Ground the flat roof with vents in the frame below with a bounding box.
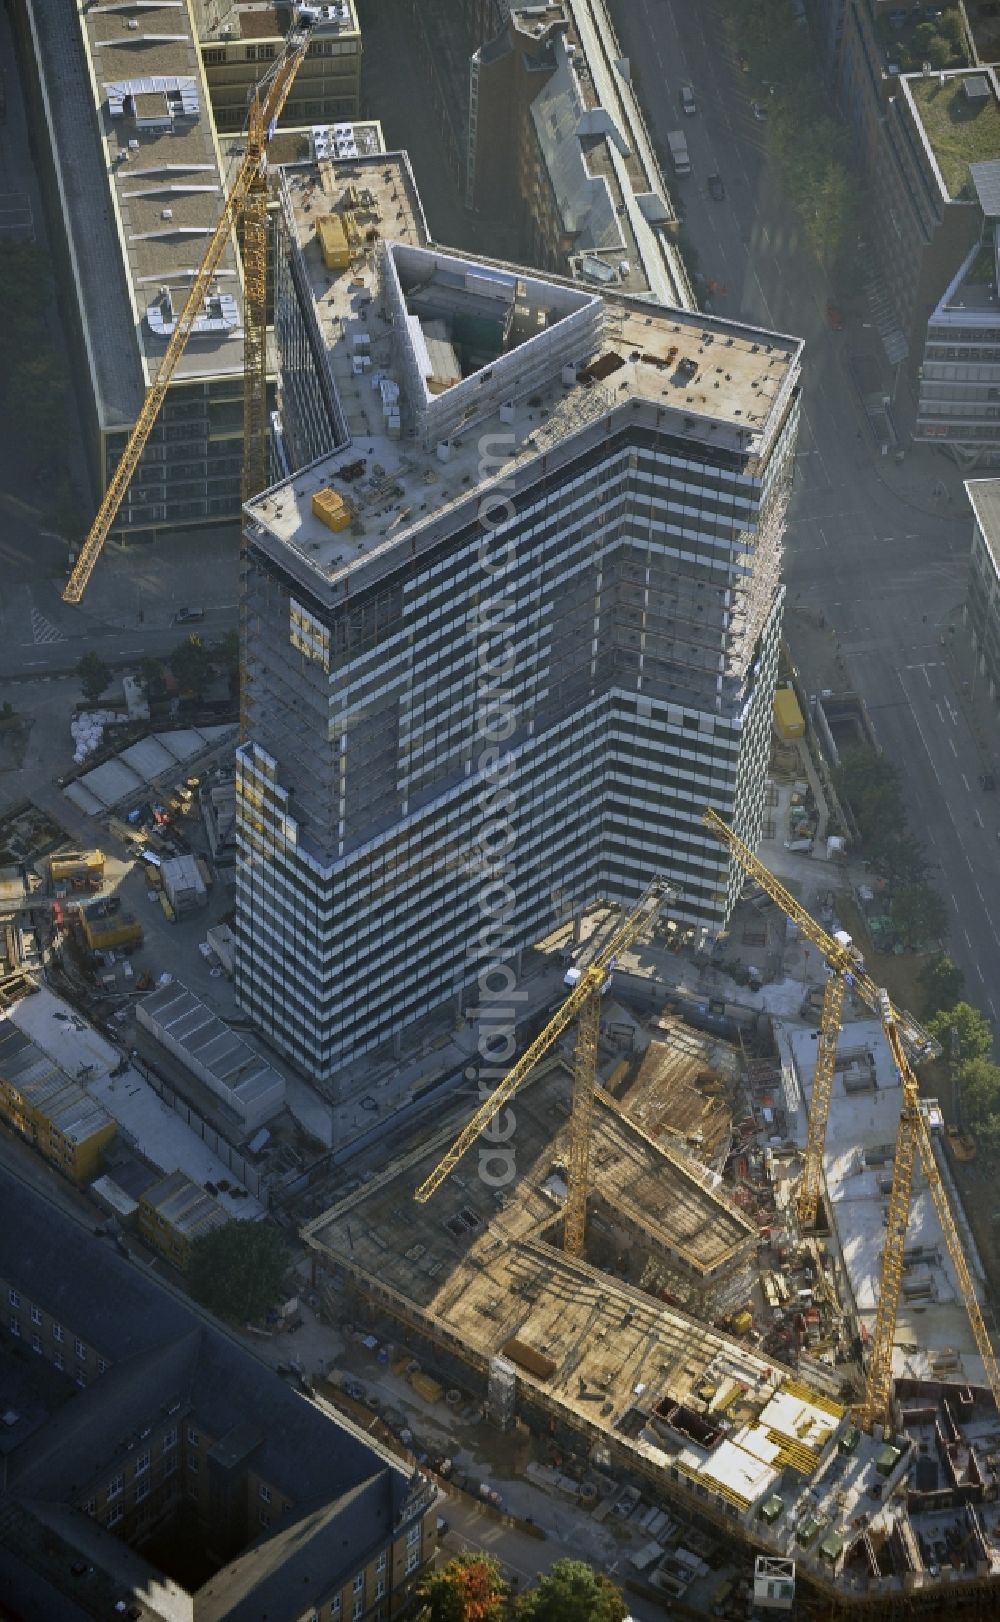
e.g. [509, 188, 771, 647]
[245, 157, 802, 601]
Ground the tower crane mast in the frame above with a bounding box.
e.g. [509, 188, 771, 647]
[61, 25, 314, 606]
[702, 809, 939, 1228]
[863, 993, 1000, 1433]
[414, 877, 673, 1257]
[700, 810, 995, 1432]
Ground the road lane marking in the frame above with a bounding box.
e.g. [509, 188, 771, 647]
[935, 702, 945, 722]
[949, 737, 958, 756]
[962, 772, 971, 791]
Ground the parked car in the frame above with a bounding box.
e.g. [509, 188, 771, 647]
[680, 83, 697, 115]
[825, 301, 846, 331]
[979, 772, 996, 791]
[736, 49, 750, 72]
[174, 606, 205, 624]
[751, 99, 768, 121]
[708, 172, 726, 201]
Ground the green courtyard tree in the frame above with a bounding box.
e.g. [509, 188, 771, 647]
[170, 633, 213, 699]
[958, 1058, 1000, 1132]
[517, 1561, 627, 1622]
[214, 628, 240, 696]
[188, 1220, 287, 1323]
[139, 657, 167, 703]
[76, 650, 112, 705]
[918, 953, 965, 1017]
[889, 883, 947, 949]
[415, 1554, 508, 1622]
[927, 1001, 994, 1065]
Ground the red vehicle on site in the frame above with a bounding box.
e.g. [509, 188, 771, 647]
[825, 301, 846, 331]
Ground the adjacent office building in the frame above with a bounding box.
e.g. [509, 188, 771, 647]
[466, 1, 693, 309]
[193, 0, 362, 133]
[9, 0, 368, 543]
[828, 0, 1000, 465]
[0, 1179, 436, 1621]
[10, 0, 247, 539]
[234, 151, 802, 1081]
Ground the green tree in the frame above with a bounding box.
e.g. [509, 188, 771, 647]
[214, 628, 240, 696]
[958, 1058, 1000, 1130]
[77, 650, 112, 705]
[890, 883, 946, 948]
[918, 953, 965, 1017]
[170, 633, 213, 699]
[927, 1001, 994, 1065]
[188, 1220, 287, 1323]
[866, 832, 929, 889]
[938, 7, 966, 52]
[517, 1561, 627, 1622]
[415, 1554, 508, 1622]
[837, 751, 904, 837]
[139, 657, 167, 703]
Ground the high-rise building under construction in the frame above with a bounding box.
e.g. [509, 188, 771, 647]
[235, 152, 803, 1082]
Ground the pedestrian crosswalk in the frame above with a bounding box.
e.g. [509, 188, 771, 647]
[31, 608, 65, 645]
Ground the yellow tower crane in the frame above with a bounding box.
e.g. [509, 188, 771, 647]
[414, 877, 673, 1257]
[864, 991, 1000, 1432]
[702, 808, 939, 1229]
[61, 24, 315, 607]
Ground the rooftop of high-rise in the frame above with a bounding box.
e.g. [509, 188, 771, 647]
[245, 154, 802, 598]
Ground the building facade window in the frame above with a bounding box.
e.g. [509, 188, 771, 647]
[8, 1289, 19, 1307]
[9, 1316, 19, 1337]
[52, 1323, 63, 1342]
[136, 1450, 150, 1476]
[75, 1339, 87, 1360]
[107, 1475, 123, 1501]
[30, 1305, 41, 1325]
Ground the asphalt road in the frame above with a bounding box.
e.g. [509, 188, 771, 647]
[609, 0, 997, 1026]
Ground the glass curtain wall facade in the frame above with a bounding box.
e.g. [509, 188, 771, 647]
[236, 416, 796, 1081]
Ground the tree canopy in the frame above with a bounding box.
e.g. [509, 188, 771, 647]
[214, 628, 240, 696]
[77, 651, 111, 705]
[958, 1058, 1000, 1158]
[188, 1220, 287, 1323]
[170, 633, 213, 699]
[918, 954, 965, 1017]
[415, 1555, 508, 1622]
[516, 1561, 627, 1622]
[890, 884, 946, 950]
[927, 1002, 994, 1065]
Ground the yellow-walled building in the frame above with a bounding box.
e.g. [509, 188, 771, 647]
[138, 1170, 230, 1270]
[0, 1019, 115, 1181]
